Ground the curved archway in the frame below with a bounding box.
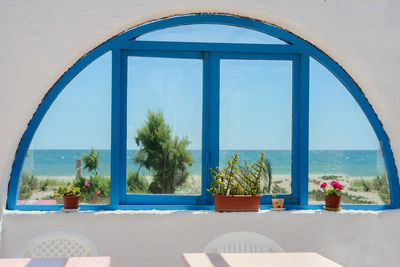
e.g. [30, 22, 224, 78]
[8, 14, 399, 210]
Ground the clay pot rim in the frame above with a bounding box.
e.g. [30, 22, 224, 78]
[325, 195, 341, 198]
[213, 194, 262, 198]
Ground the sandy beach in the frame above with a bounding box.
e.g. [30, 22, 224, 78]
[30, 173, 389, 205]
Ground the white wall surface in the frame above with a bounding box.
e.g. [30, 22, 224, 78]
[2, 210, 400, 267]
[1, 1, 400, 266]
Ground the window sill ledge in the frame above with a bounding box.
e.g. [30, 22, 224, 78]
[4, 204, 397, 215]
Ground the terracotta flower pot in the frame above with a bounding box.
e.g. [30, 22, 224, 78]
[325, 195, 341, 209]
[213, 194, 262, 212]
[272, 198, 284, 209]
[62, 195, 80, 209]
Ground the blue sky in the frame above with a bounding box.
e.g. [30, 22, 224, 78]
[137, 24, 286, 44]
[30, 25, 379, 151]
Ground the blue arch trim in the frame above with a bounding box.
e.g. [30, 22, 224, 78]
[8, 14, 400, 210]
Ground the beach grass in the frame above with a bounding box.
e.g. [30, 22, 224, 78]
[19, 171, 391, 206]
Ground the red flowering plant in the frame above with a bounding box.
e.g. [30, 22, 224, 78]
[320, 180, 343, 196]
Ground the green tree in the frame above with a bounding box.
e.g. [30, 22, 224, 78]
[127, 150, 149, 193]
[81, 147, 100, 175]
[127, 171, 149, 193]
[135, 111, 193, 193]
[133, 149, 146, 176]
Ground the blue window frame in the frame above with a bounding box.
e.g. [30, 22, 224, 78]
[8, 14, 400, 211]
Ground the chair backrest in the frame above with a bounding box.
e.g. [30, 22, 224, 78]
[204, 231, 284, 253]
[16, 231, 98, 258]
[91, 190, 101, 204]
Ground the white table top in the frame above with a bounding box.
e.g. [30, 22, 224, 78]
[0, 257, 111, 267]
[182, 253, 342, 267]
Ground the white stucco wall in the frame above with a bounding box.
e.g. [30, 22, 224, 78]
[2, 210, 400, 267]
[1, 1, 400, 266]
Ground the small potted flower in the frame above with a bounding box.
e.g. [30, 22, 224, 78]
[271, 195, 294, 210]
[271, 194, 284, 209]
[54, 181, 90, 210]
[320, 180, 343, 210]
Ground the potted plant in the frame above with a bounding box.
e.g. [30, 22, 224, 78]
[54, 181, 90, 210]
[271, 195, 294, 210]
[207, 152, 264, 212]
[271, 194, 284, 209]
[320, 180, 343, 210]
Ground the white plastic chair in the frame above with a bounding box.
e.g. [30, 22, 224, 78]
[204, 231, 284, 253]
[16, 231, 98, 258]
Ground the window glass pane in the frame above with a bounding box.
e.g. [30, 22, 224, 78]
[127, 57, 202, 195]
[309, 58, 390, 205]
[137, 24, 287, 44]
[18, 52, 112, 205]
[220, 60, 292, 195]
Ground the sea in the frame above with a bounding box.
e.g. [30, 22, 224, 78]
[22, 149, 387, 178]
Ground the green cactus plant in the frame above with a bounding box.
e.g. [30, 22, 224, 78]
[230, 184, 244, 195]
[208, 152, 265, 196]
[207, 153, 239, 195]
[236, 151, 265, 195]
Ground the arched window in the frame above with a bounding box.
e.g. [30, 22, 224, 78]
[8, 14, 400, 210]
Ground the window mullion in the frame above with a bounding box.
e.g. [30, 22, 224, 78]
[111, 48, 127, 208]
[293, 54, 310, 206]
[202, 52, 220, 205]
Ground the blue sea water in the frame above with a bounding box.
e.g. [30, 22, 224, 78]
[22, 149, 386, 177]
